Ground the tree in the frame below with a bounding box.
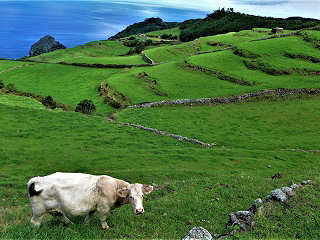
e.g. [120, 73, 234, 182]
[75, 99, 96, 115]
[41, 96, 57, 109]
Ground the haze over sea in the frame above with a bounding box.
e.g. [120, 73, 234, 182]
[0, 0, 319, 59]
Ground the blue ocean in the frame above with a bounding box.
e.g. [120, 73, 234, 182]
[0, 1, 207, 59]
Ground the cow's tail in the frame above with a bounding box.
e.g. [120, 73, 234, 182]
[27, 177, 43, 197]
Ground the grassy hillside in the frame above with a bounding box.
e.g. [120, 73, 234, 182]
[1, 94, 319, 239]
[180, 9, 320, 42]
[109, 18, 179, 40]
[27, 40, 147, 65]
[0, 22, 320, 239]
[0, 62, 120, 113]
[0, 94, 45, 110]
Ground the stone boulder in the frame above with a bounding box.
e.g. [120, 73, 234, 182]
[29, 35, 66, 57]
[182, 227, 212, 240]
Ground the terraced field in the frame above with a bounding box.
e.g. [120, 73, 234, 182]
[1, 26, 320, 239]
[0, 61, 120, 113]
[28, 40, 146, 65]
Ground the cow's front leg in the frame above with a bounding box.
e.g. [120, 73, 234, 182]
[100, 214, 110, 229]
[97, 206, 111, 230]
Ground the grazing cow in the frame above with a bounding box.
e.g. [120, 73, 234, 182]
[27, 172, 153, 229]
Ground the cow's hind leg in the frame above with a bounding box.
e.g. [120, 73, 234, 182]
[84, 210, 95, 224]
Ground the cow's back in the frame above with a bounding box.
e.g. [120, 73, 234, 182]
[40, 172, 100, 215]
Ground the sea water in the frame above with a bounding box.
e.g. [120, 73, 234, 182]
[0, 1, 206, 59]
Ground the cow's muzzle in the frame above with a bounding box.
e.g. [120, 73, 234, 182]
[135, 208, 144, 215]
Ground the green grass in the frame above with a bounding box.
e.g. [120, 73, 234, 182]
[198, 30, 271, 52]
[0, 60, 33, 72]
[117, 96, 320, 150]
[188, 49, 320, 89]
[0, 63, 120, 114]
[144, 41, 199, 63]
[237, 36, 320, 58]
[1, 96, 320, 239]
[27, 40, 146, 65]
[146, 27, 181, 38]
[1, 28, 320, 239]
[0, 94, 45, 110]
[106, 62, 252, 104]
[61, 55, 146, 65]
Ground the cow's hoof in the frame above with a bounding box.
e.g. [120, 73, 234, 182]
[101, 223, 111, 230]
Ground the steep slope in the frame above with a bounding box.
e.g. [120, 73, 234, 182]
[109, 17, 179, 39]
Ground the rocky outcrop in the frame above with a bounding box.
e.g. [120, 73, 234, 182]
[29, 35, 66, 57]
[129, 88, 320, 109]
[182, 227, 212, 240]
[182, 180, 314, 239]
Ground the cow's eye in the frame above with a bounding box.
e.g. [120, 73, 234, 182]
[129, 196, 133, 199]
[142, 195, 144, 198]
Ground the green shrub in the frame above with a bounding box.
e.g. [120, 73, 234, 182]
[41, 96, 57, 109]
[5, 83, 17, 93]
[75, 99, 96, 114]
[0, 79, 4, 89]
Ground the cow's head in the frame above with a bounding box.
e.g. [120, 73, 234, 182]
[117, 183, 153, 215]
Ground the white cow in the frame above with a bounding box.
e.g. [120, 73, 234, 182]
[27, 172, 153, 229]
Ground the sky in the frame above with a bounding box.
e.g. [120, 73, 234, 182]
[1, 0, 318, 19]
[111, 0, 320, 19]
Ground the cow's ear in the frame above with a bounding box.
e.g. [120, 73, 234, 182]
[142, 184, 153, 195]
[117, 188, 129, 198]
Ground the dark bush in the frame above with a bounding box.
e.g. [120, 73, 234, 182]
[135, 41, 145, 53]
[104, 97, 122, 109]
[145, 39, 153, 46]
[161, 34, 178, 40]
[128, 36, 136, 40]
[75, 99, 96, 114]
[124, 40, 139, 47]
[0, 79, 4, 89]
[41, 96, 57, 109]
[6, 83, 17, 93]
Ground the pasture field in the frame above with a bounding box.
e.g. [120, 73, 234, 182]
[146, 27, 181, 38]
[0, 63, 120, 114]
[143, 41, 199, 63]
[1, 95, 320, 239]
[27, 40, 148, 65]
[107, 62, 252, 104]
[0, 94, 45, 110]
[0, 60, 33, 72]
[1, 27, 320, 239]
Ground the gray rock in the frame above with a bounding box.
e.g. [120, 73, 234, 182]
[226, 211, 254, 231]
[182, 227, 212, 240]
[290, 183, 301, 190]
[271, 189, 287, 203]
[253, 198, 263, 207]
[29, 35, 66, 57]
[281, 187, 295, 197]
[301, 180, 313, 185]
[235, 211, 251, 217]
